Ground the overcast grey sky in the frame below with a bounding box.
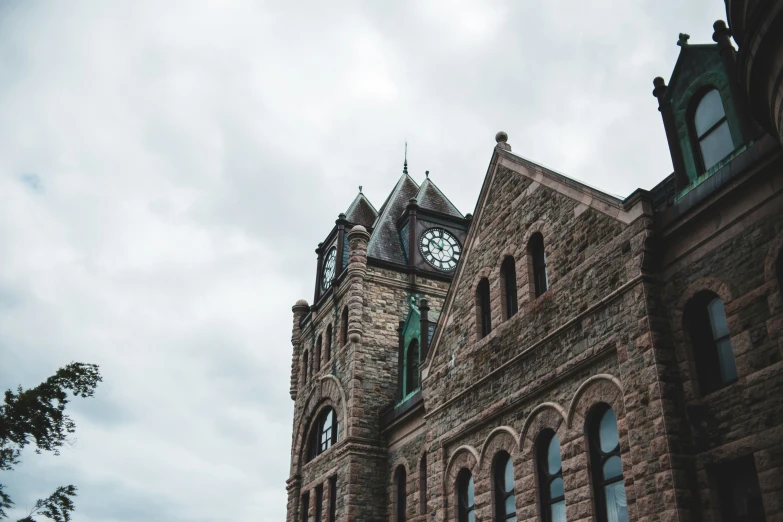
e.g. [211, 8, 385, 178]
[0, 1, 726, 521]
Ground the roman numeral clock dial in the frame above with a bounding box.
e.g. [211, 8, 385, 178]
[419, 228, 461, 271]
[321, 247, 337, 291]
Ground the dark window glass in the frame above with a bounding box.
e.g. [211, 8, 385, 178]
[477, 278, 492, 339]
[301, 491, 310, 522]
[494, 452, 517, 521]
[687, 292, 738, 394]
[329, 476, 337, 522]
[396, 466, 407, 522]
[530, 233, 548, 297]
[502, 256, 518, 319]
[537, 431, 566, 522]
[693, 89, 734, 171]
[325, 325, 332, 362]
[419, 453, 427, 515]
[315, 335, 322, 373]
[315, 484, 323, 522]
[405, 339, 420, 395]
[341, 307, 349, 346]
[458, 469, 475, 522]
[302, 351, 309, 385]
[589, 407, 628, 522]
[307, 407, 338, 461]
[716, 456, 766, 522]
[777, 251, 783, 295]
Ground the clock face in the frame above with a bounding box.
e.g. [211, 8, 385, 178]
[321, 247, 337, 291]
[419, 228, 461, 271]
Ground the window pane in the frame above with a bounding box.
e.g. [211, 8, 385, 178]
[504, 493, 516, 517]
[603, 481, 628, 522]
[547, 434, 562, 474]
[603, 455, 623, 480]
[466, 476, 474, 507]
[700, 121, 733, 170]
[716, 338, 738, 384]
[550, 477, 564, 499]
[707, 299, 730, 339]
[694, 89, 726, 136]
[467, 512, 475, 522]
[504, 458, 514, 493]
[599, 409, 620, 453]
[324, 410, 333, 432]
[551, 501, 566, 522]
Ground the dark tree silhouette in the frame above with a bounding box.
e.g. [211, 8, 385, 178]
[0, 362, 102, 521]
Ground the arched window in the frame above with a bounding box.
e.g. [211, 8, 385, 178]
[529, 233, 548, 297]
[325, 324, 333, 362]
[477, 278, 492, 339]
[537, 430, 566, 522]
[341, 306, 349, 346]
[315, 335, 322, 374]
[493, 452, 516, 522]
[588, 406, 627, 522]
[395, 465, 407, 522]
[501, 256, 518, 320]
[405, 339, 420, 395]
[307, 407, 338, 461]
[419, 453, 427, 515]
[692, 88, 734, 172]
[302, 350, 309, 385]
[685, 292, 738, 394]
[457, 469, 475, 522]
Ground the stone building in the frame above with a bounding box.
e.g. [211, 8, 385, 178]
[285, 11, 783, 522]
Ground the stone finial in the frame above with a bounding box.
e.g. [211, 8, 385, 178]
[425, 170, 429, 178]
[495, 131, 511, 151]
[293, 299, 310, 310]
[652, 77, 667, 99]
[712, 20, 733, 49]
[677, 33, 690, 46]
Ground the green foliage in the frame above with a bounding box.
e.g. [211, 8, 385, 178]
[0, 363, 102, 521]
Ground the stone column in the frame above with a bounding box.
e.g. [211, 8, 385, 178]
[419, 298, 430, 361]
[290, 299, 310, 400]
[346, 225, 370, 343]
[395, 320, 405, 403]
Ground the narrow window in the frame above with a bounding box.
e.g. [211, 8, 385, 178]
[477, 278, 492, 339]
[589, 406, 628, 522]
[302, 350, 309, 385]
[307, 407, 338, 461]
[314, 335, 322, 374]
[692, 88, 734, 171]
[419, 453, 427, 515]
[537, 431, 566, 522]
[529, 233, 548, 297]
[715, 456, 766, 522]
[457, 469, 475, 522]
[314, 484, 323, 522]
[341, 306, 349, 346]
[493, 452, 516, 522]
[405, 339, 420, 395]
[301, 491, 310, 522]
[501, 256, 518, 320]
[325, 324, 332, 362]
[777, 251, 783, 294]
[329, 476, 337, 522]
[395, 465, 407, 522]
[686, 292, 738, 394]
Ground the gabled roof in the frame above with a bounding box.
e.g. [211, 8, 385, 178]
[415, 177, 464, 218]
[666, 42, 720, 103]
[367, 173, 420, 264]
[344, 191, 378, 228]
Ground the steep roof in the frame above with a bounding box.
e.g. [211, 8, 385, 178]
[344, 191, 378, 228]
[367, 173, 420, 264]
[415, 177, 464, 218]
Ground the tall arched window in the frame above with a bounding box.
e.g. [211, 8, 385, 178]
[529, 233, 548, 297]
[477, 278, 492, 339]
[314, 335, 322, 374]
[341, 306, 349, 346]
[405, 339, 420, 395]
[325, 324, 333, 362]
[307, 407, 338, 461]
[395, 465, 407, 522]
[501, 256, 518, 320]
[692, 88, 734, 172]
[493, 452, 516, 522]
[686, 292, 737, 394]
[302, 350, 309, 385]
[457, 469, 475, 522]
[588, 406, 627, 522]
[537, 430, 566, 522]
[419, 453, 427, 515]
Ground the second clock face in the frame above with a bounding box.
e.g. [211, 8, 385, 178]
[321, 247, 337, 291]
[420, 228, 461, 271]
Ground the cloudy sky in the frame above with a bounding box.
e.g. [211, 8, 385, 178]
[0, 1, 726, 520]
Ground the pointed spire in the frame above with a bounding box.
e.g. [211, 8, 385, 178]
[403, 141, 408, 175]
